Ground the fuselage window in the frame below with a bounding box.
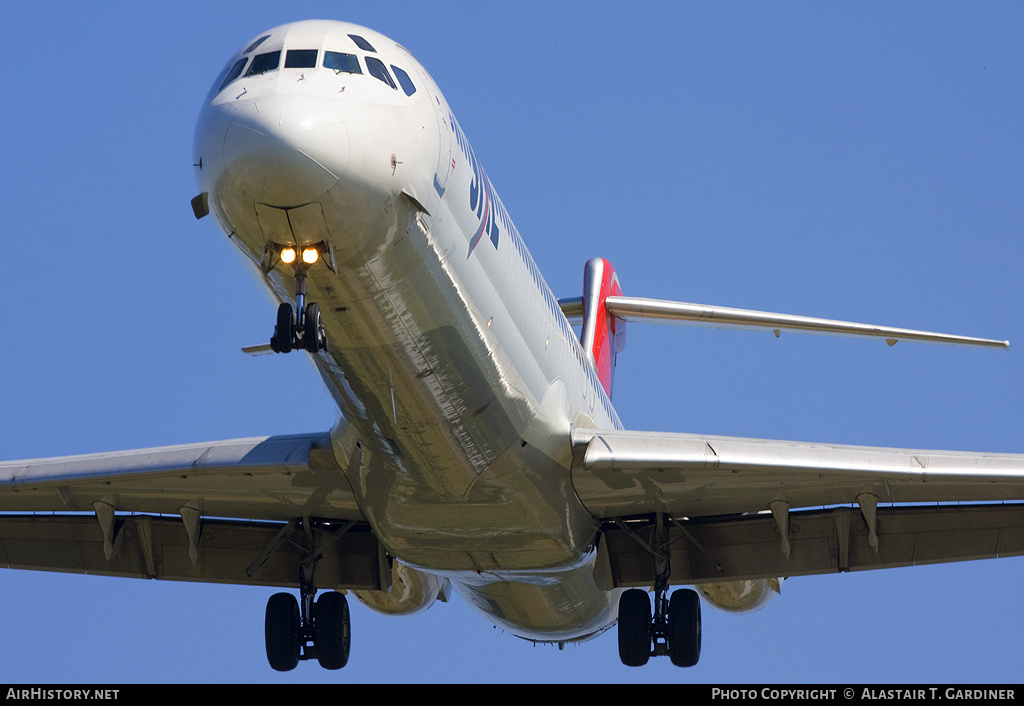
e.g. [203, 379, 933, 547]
[217, 57, 248, 92]
[285, 49, 318, 68]
[348, 34, 376, 52]
[324, 51, 361, 74]
[365, 57, 397, 89]
[390, 65, 417, 96]
[244, 35, 271, 53]
[245, 51, 281, 76]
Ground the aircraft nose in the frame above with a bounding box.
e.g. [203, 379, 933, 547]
[222, 93, 349, 206]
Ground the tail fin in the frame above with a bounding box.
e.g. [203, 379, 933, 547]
[580, 258, 627, 399]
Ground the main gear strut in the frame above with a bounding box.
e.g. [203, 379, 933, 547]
[615, 513, 702, 667]
[262, 519, 354, 671]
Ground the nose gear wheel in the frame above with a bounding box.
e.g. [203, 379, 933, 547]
[268, 289, 327, 354]
[270, 303, 295, 353]
[303, 302, 327, 353]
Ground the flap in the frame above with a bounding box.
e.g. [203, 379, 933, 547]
[600, 504, 1024, 587]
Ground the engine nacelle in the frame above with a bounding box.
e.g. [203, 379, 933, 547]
[696, 578, 778, 614]
[352, 562, 449, 616]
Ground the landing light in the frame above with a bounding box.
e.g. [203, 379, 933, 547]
[280, 247, 297, 264]
[302, 248, 319, 265]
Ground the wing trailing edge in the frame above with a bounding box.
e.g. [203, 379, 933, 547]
[0, 514, 383, 590]
[597, 504, 1024, 588]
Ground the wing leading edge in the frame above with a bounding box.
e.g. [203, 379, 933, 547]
[0, 433, 384, 590]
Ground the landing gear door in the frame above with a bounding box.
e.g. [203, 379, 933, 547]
[255, 202, 332, 246]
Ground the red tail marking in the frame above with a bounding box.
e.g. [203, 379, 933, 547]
[582, 258, 627, 400]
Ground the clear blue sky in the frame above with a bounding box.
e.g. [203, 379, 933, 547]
[1, 0, 1022, 684]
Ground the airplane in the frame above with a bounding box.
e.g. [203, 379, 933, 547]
[1, 18, 1022, 672]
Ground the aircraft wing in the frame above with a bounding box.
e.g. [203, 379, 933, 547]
[572, 428, 1024, 587]
[0, 433, 384, 590]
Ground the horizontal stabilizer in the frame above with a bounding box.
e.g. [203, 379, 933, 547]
[593, 295, 1009, 349]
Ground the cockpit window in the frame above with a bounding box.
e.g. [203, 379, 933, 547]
[244, 35, 271, 53]
[324, 51, 361, 74]
[218, 58, 248, 92]
[365, 57, 396, 89]
[245, 51, 281, 76]
[285, 49, 318, 68]
[390, 65, 416, 96]
[348, 34, 376, 52]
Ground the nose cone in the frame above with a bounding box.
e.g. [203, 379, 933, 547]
[221, 94, 350, 206]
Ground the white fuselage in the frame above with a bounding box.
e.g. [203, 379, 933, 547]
[194, 20, 624, 642]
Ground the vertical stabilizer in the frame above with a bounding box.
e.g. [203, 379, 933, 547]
[580, 258, 627, 399]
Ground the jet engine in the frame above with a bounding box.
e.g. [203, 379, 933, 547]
[352, 562, 449, 616]
[696, 578, 779, 614]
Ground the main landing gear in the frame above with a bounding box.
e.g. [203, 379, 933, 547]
[616, 514, 702, 667]
[263, 519, 352, 671]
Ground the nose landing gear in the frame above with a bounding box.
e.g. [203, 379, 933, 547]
[262, 519, 354, 671]
[266, 245, 328, 354]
